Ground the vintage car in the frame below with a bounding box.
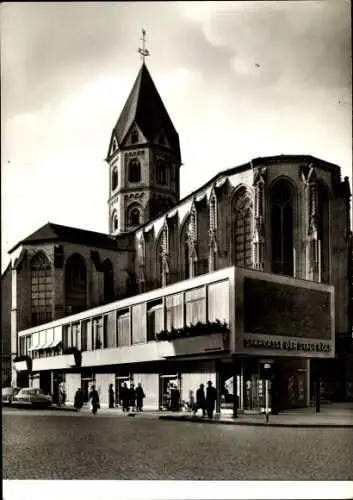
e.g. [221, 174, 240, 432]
[2, 387, 19, 405]
[13, 388, 53, 408]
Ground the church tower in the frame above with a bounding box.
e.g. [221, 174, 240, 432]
[106, 32, 181, 235]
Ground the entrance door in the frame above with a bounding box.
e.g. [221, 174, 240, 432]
[40, 372, 51, 395]
[53, 374, 65, 405]
[159, 374, 180, 410]
[82, 378, 95, 404]
[115, 376, 131, 407]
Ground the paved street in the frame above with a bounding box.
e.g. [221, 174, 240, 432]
[3, 408, 353, 480]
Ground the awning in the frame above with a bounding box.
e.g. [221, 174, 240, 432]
[45, 339, 62, 348]
[28, 344, 41, 352]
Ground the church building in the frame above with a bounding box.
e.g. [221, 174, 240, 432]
[2, 48, 352, 413]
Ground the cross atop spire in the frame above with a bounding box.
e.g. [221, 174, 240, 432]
[138, 29, 150, 64]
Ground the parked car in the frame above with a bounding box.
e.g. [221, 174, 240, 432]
[13, 388, 53, 408]
[2, 387, 19, 406]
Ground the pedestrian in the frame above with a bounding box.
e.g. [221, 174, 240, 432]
[129, 383, 136, 412]
[170, 383, 180, 411]
[121, 382, 129, 412]
[74, 387, 84, 411]
[59, 381, 66, 406]
[135, 382, 145, 411]
[109, 383, 115, 409]
[193, 383, 206, 417]
[206, 380, 217, 419]
[89, 385, 100, 415]
[188, 390, 195, 412]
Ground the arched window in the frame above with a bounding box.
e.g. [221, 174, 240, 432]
[232, 188, 253, 268]
[112, 167, 118, 191]
[31, 252, 53, 326]
[112, 212, 118, 232]
[129, 159, 141, 183]
[65, 254, 87, 314]
[270, 179, 295, 276]
[318, 182, 329, 283]
[103, 259, 114, 304]
[156, 159, 167, 185]
[128, 206, 141, 227]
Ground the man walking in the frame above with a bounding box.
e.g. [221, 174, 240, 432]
[135, 383, 145, 412]
[121, 382, 129, 412]
[89, 385, 100, 415]
[206, 380, 217, 419]
[129, 383, 136, 412]
[193, 383, 206, 417]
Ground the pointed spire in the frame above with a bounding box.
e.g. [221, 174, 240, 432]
[107, 62, 181, 160]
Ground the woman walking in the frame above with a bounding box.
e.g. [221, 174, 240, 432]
[74, 387, 84, 411]
[89, 385, 100, 415]
[109, 383, 115, 409]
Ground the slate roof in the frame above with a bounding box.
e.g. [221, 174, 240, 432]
[9, 223, 119, 253]
[108, 63, 181, 159]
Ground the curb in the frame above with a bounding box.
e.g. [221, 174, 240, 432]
[158, 415, 353, 429]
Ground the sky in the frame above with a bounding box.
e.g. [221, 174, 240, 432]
[1, 0, 352, 272]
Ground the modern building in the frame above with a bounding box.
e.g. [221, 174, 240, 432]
[3, 59, 352, 411]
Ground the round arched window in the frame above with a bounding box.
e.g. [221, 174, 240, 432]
[129, 207, 141, 226]
[112, 213, 118, 231]
[112, 168, 118, 191]
[156, 159, 167, 185]
[129, 159, 141, 183]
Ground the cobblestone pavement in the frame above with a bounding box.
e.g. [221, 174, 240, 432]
[3, 409, 353, 480]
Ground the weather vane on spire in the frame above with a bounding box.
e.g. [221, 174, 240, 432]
[138, 29, 150, 63]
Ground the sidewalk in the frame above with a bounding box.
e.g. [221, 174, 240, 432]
[52, 402, 353, 427]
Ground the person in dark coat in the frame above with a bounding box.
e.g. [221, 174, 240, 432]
[109, 383, 115, 409]
[74, 387, 84, 411]
[206, 380, 217, 419]
[89, 385, 100, 415]
[135, 383, 145, 412]
[193, 383, 206, 417]
[170, 384, 180, 411]
[129, 383, 136, 412]
[121, 382, 129, 412]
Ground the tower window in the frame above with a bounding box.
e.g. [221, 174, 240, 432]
[112, 212, 118, 231]
[159, 133, 165, 145]
[131, 130, 139, 144]
[129, 159, 141, 183]
[112, 167, 118, 191]
[270, 179, 295, 276]
[156, 159, 167, 185]
[128, 206, 141, 226]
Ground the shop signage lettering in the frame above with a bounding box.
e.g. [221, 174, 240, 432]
[243, 337, 331, 353]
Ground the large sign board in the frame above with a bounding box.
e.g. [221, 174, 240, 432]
[243, 278, 332, 340]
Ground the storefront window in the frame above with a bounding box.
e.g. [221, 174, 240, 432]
[185, 287, 206, 325]
[117, 310, 130, 347]
[166, 293, 183, 330]
[147, 300, 164, 341]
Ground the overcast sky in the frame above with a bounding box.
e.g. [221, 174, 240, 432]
[1, 1, 352, 271]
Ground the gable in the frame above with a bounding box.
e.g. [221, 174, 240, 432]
[107, 133, 119, 159]
[152, 129, 171, 148]
[121, 123, 147, 148]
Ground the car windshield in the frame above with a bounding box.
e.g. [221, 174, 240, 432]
[18, 389, 29, 395]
